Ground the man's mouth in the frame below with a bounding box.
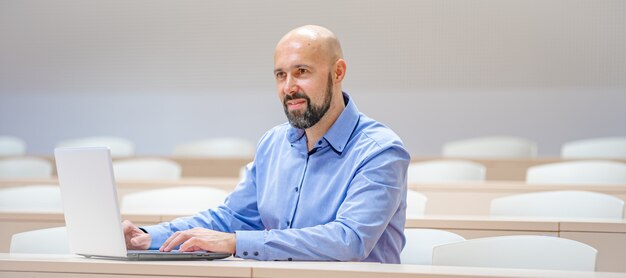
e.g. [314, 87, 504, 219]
[287, 98, 307, 111]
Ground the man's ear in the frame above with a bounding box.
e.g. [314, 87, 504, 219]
[334, 59, 347, 82]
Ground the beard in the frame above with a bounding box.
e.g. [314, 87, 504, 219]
[283, 73, 333, 129]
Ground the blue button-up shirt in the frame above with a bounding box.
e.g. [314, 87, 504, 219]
[143, 92, 410, 263]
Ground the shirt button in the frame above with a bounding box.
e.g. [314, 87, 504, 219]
[288, 257, 293, 261]
[254, 251, 259, 256]
[317, 141, 322, 145]
[243, 251, 248, 256]
[286, 221, 290, 226]
[295, 187, 299, 192]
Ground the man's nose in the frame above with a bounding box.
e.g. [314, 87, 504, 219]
[282, 75, 297, 95]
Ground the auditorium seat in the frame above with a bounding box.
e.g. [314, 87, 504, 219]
[442, 136, 537, 158]
[432, 235, 597, 271]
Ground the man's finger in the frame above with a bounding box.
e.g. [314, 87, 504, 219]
[161, 232, 187, 252]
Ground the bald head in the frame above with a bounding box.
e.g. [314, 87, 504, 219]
[275, 25, 343, 65]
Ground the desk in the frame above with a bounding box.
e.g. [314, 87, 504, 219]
[30, 156, 253, 178]
[4, 179, 626, 216]
[1, 254, 625, 278]
[560, 220, 626, 274]
[405, 215, 559, 238]
[411, 157, 626, 181]
[405, 216, 626, 272]
[410, 181, 626, 216]
[22, 156, 626, 180]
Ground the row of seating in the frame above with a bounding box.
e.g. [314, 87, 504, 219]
[2, 182, 623, 220]
[9, 227, 598, 271]
[0, 136, 256, 158]
[0, 184, 230, 215]
[2, 155, 625, 185]
[0, 157, 186, 179]
[443, 135, 626, 159]
[408, 159, 626, 185]
[2, 135, 625, 158]
[406, 189, 624, 219]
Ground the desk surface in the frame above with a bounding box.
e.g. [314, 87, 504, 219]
[1, 253, 625, 278]
[13, 155, 626, 180]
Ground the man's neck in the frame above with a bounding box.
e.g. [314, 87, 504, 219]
[304, 93, 346, 151]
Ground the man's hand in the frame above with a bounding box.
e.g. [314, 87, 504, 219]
[122, 220, 151, 250]
[159, 228, 236, 254]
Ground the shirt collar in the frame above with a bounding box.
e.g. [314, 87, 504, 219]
[286, 92, 360, 154]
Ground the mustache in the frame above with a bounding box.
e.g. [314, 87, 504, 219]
[284, 92, 309, 102]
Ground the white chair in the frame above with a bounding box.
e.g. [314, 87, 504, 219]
[173, 137, 255, 158]
[401, 229, 465, 265]
[432, 235, 597, 271]
[407, 160, 486, 183]
[490, 190, 624, 220]
[56, 136, 134, 157]
[442, 136, 537, 158]
[406, 190, 427, 217]
[0, 185, 63, 213]
[10, 226, 70, 254]
[562, 136, 626, 159]
[120, 186, 230, 215]
[113, 158, 182, 180]
[526, 160, 626, 185]
[0, 136, 26, 156]
[0, 157, 53, 178]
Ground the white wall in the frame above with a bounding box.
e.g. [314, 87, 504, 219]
[1, 0, 625, 156]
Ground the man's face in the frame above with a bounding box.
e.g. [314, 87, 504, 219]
[281, 73, 333, 129]
[274, 38, 335, 129]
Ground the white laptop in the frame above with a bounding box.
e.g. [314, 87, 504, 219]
[54, 147, 231, 260]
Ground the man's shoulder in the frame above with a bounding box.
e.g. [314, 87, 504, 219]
[256, 122, 293, 145]
[356, 114, 404, 148]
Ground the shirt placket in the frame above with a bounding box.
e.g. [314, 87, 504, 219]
[286, 139, 310, 229]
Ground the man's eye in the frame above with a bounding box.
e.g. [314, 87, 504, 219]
[276, 72, 286, 79]
[298, 68, 307, 74]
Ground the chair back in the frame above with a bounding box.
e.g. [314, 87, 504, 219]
[0, 136, 26, 156]
[443, 136, 537, 158]
[408, 160, 485, 183]
[490, 190, 624, 220]
[10, 226, 70, 254]
[432, 235, 597, 271]
[0, 157, 52, 178]
[0, 185, 63, 213]
[401, 229, 465, 264]
[120, 186, 230, 215]
[56, 136, 134, 157]
[173, 137, 255, 158]
[526, 160, 626, 185]
[113, 158, 181, 180]
[562, 136, 626, 159]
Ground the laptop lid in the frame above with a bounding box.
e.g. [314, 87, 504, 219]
[54, 147, 230, 260]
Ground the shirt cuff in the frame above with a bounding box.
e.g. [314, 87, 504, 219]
[141, 224, 174, 250]
[235, 230, 267, 260]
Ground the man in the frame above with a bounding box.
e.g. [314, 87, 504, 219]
[123, 25, 410, 263]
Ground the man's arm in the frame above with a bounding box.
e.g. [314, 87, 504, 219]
[137, 161, 265, 250]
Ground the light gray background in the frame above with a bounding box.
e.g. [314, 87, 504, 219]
[1, 0, 624, 156]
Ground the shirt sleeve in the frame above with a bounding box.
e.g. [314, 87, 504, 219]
[235, 145, 409, 261]
[141, 161, 265, 250]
